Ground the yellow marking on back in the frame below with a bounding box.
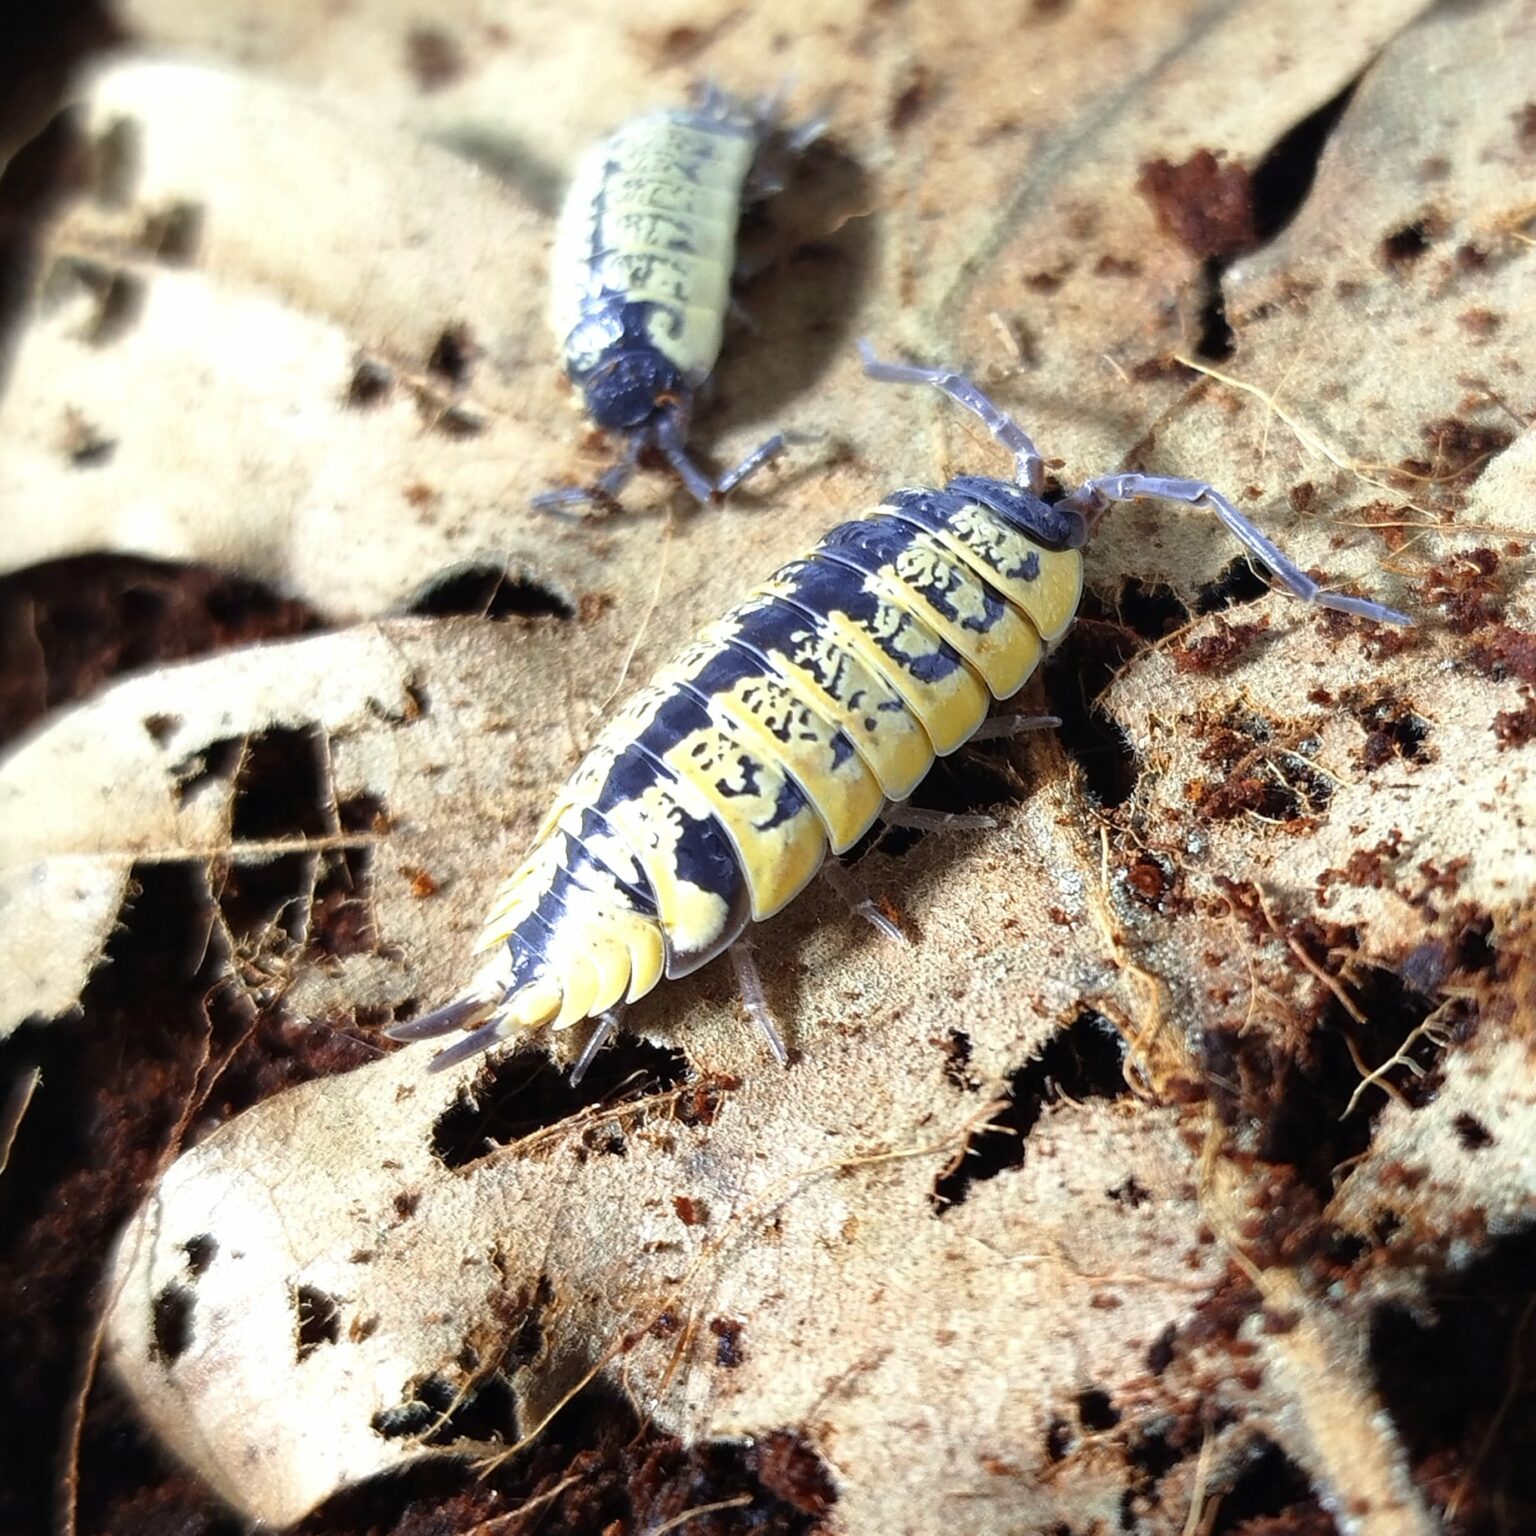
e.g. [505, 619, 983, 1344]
[799, 578, 992, 757]
[938, 502, 1084, 643]
[871, 533, 1045, 700]
[667, 625, 886, 853]
[725, 598, 935, 802]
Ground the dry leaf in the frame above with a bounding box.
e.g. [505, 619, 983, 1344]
[2, 0, 1534, 1533]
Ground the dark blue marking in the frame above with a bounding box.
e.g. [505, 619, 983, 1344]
[757, 772, 807, 832]
[886, 488, 1045, 584]
[586, 736, 752, 943]
[941, 477, 1087, 550]
[495, 886, 561, 990]
[708, 747, 762, 798]
[633, 686, 812, 835]
[665, 807, 754, 977]
[829, 730, 857, 768]
[776, 554, 965, 685]
[818, 517, 1009, 635]
[724, 609, 927, 785]
[680, 644, 773, 711]
[560, 811, 660, 917]
[729, 602, 924, 722]
[681, 647, 829, 753]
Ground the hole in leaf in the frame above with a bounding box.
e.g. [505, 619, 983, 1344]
[216, 853, 312, 945]
[150, 1283, 194, 1362]
[1369, 1226, 1536, 1529]
[230, 726, 331, 841]
[1249, 79, 1358, 242]
[1196, 555, 1274, 614]
[430, 1040, 690, 1170]
[294, 1284, 341, 1361]
[408, 564, 575, 621]
[1211, 1436, 1332, 1533]
[1116, 577, 1189, 641]
[1075, 1387, 1120, 1430]
[183, 1234, 216, 1276]
[1193, 260, 1235, 361]
[337, 790, 387, 834]
[1204, 960, 1459, 1201]
[170, 735, 243, 807]
[932, 1010, 1129, 1209]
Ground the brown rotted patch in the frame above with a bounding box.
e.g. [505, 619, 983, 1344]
[1189, 713, 1333, 827]
[1392, 420, 1512, 501]
[1493, 696, 1536, 748]
[1135, 149, 1259, 262]
[1417, 547, 1504, 633]
[1174, 616, 1272, 675]
[1468, 622, 1536, 684]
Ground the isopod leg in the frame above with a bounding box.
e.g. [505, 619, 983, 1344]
[532, 437, 644, 518]
[570, 1006, 626, 1087]
[1059, 472, 1413, 626]
[821, 858, 909, 943]
[729, 939, 790, 1066]
[857, 339, 1045, 495]
[968, 712, 1061, 742]
[879, 805, 994, 834]
[655, 410, 785, 504]
[655, 409, 722, 505]
[715, 433, 787, 497]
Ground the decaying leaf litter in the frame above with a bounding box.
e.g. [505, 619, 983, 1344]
[0, 0, 1534, 1532]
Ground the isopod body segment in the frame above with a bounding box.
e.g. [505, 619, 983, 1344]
[540, 87, 800, 513]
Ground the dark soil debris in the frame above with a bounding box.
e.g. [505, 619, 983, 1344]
[0, 555, 323, 752]
[1175, 616, 1271, 674]
[1419, 547, 1503, 633]
[710, 1315, 745, 1368]
[1492, 695, 1536, 748]
[404, 25, 466, 92]
[1468, 623, 1536, 685]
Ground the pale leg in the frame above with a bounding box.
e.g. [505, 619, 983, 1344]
[857, 339, 1046, 495]
[1057, 473, 1412, 626]
[729, 939, 789, 1066]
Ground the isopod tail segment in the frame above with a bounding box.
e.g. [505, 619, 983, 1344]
[389, 342, 1412, 1082]
[535, 82, 813, 518]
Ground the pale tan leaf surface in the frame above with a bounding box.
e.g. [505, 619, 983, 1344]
[1, 0, 1533, 1533]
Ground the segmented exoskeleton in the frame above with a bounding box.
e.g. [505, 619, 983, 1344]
[391, 344, 1410, 1078]
[538, 85, 810, 514]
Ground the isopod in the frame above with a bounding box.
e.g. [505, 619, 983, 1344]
[537, 84, 810, 514]
[391, 343, 1410, 1078]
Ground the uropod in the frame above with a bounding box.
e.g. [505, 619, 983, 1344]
[391, 344, 1411, 1078]
[538, 84, 814, 515]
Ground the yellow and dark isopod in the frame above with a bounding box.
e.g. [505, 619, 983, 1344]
[391, 345, 1411, 1078]
[537, 84, 813, 515]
